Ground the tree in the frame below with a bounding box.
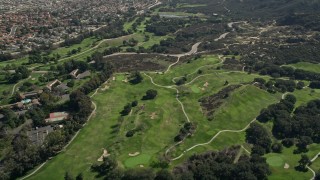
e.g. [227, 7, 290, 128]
[122, 168, 155, 180]
[271, 142, 283, 153]
[155, 169, 173, 180]
[246, 122, 272, 154]
[282, 138, 295, 148]
[64, 171, 74, 180]
[296, 136, 313, 152]
[315, 172, 320, 180]
[129, 71, 143, 84]
[143, 89, 158, 100]
[76, 173, 83, 180]
[296, 81, 305, 89]
[297, 154, 311, 171]
[121, 103, 132, 116]
[91, 156, 122, 179]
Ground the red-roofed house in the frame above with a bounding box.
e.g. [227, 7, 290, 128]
[45, 112, 69, 123]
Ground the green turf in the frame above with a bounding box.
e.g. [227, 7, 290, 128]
[291, 88, 320, 107]
[124, 154, 152, 168]
[264, 145, 318, 180]
[311, 158, 320, 173]
[285, 62, 320, 73]
[267, 155, 285, 167]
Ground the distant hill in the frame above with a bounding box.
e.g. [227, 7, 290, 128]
[174, 0, 320, 20]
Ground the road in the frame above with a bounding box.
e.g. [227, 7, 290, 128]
[9, 25, 17, 37]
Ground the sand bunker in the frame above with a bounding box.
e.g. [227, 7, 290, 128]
[284, 163, 289, 169]
[122, 78, 128, 83]
[204, 82, 209, 87]
[129, 152, 140, 157]
[97, 149, 110, 162]
[112, 77, 116, 81]
[150, 112, 156, 119]
[101, 85, 109, 91]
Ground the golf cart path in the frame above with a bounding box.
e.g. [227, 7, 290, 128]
[168, 91, 289, 161]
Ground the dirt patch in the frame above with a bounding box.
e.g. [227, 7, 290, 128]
[122, 78, 128, 83]
[129, 152, 140, 157]
[97, 149, 110, 162]
[101, 85, 109, 91]
[199, 85, 242, 119]
[105, 54, 176, 72]
[150, 112, 157, 119]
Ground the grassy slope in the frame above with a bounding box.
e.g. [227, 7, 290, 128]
[170, 85, 281, 164]
[286, 62, 320, 73]
[29, 74, 183, 179]
[265, 144, 319, 180]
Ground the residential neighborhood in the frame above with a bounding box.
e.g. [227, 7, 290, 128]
[0, 0, 153, 54]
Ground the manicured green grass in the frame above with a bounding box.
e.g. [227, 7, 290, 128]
[124, 154, 152, 168]
[124, 18, 138, 32]
[264, 145, 319, 180]
[286, 62, 320, 73]
[311, 158, 320, 173]
[29, 74, 183, 179]
[169, 85, 281, 163]
[49, 37, 98, 58]
[267, 155, 285, 167]
[291, 88, 320, 107]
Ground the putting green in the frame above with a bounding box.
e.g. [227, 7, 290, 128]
[117, 74, 126, 81]
[191, 85, 201, 93]
[266, 155, 284, 167]
[124, 154, 151, 168]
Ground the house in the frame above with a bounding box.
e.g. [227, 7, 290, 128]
[19, 90, 43, 100]
[76, 70, 91, 79]
[56, 83, 69, 91]
[69, 69, 91, 79]
[27, 126, 54, 145]
[69, 69, 79, 79]
[45, 112, 69, 123]
[46, 79, 62, 91]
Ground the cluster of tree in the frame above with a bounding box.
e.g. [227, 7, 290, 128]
[277, 13, 320, 31]
[142, 89, 158, 100]
[174, 122, 196, 142]
[5, 66, 31, 83]
[309, 81, 320, 89]
[253, 78, 300, 93]
[0, 53, 13, 62]
[175, 76, 187, 86]
[245, 122, 272, 155]
[93, 19, 128, 40]
[102, 47, 121, 56]
[55, 59, 90, 76]
[129, 71, 143, 84]
[122, 38, 138, 47]
[0, 108, 25, 128]
[91, 156, 171, 180]
[128, 16, 145, 33]
[145, 15, 186, 36]
[67, 47, 82, 56]
[257, 94, 320, 153]
[62, 31, 94, 47]
[28, 52, 57, 64]
[174, 146, 271, 179]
